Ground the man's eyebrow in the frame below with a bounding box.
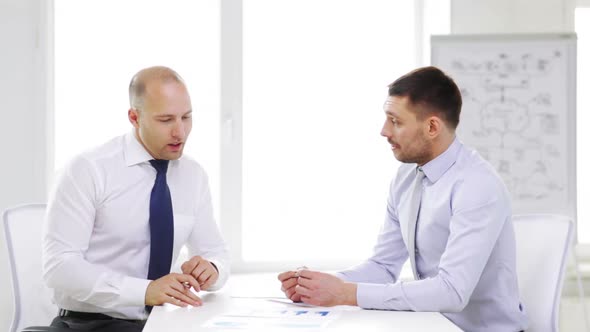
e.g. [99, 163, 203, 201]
[154, 110, 192, 118]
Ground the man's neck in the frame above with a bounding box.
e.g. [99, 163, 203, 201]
[425, 133, 456, 165]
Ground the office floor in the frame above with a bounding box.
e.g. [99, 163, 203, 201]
[559, 270, 590, 332]
[560, 296, 590, 331]
[561, 260, 590, 331]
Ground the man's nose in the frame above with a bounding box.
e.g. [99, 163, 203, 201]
[172, 120, 185, 139]
[380, 121, 390, 137]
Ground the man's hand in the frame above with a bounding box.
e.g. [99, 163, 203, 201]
[181, 256, 219, 290]
[278, 270, 302, 302]
[294, 270, 358, 307]
[145, 273, 203, 307]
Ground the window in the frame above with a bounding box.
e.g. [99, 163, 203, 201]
[239, 0, 450, 266]
[54, 0, 451, 270]
[54, 0, 220, 217]
[422, 0, 451, 64]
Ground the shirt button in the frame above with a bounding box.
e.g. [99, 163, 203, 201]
[415, 248, 419, 254]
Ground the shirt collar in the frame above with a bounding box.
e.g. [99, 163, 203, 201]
[124, 131, 154, 167]
[420, 137, 462, 183]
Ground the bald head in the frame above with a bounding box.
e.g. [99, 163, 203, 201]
[129, 66, 186, 110]
[127, 66, 193, 160]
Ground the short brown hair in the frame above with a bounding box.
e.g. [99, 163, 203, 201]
[388, 66, 462, 129]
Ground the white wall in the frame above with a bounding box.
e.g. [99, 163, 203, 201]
[0, 0, 575, 330]
[451, 0, 574, 34]
[0, 0, 51, 330]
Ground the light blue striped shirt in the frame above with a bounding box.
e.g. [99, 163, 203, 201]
[337, 138, 528, 332]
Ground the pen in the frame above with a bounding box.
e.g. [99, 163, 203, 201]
[295, 265, 308, 277]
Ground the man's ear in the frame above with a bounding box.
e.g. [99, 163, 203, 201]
[128, 108, 140, 128]
[426, 115, 442, 139]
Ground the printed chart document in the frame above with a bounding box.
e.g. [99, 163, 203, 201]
[203, 308, 340, 329]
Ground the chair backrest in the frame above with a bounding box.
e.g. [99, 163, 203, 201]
[2, 204, 57, 332]
[513, 214, 573, 332]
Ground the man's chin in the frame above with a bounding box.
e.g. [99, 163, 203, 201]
[160, 150, 184, 161]
[393, 153, 412, 164]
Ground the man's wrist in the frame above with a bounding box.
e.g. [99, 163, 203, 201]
[343, 282, 358, 306]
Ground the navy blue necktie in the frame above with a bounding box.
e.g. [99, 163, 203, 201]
[147, 159, 174, 281]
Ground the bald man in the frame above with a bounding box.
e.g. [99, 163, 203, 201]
[43, 66, 229, 332]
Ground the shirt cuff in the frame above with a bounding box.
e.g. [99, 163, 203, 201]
[356, 282, 388, 309]
[356, 281, 412, 311]
[206, 258, 229, 291]
[119, 276, 152, 306]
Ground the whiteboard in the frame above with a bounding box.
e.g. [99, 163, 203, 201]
[431, 34, 577, 219]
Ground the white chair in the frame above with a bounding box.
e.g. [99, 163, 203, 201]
[513, 214, 573, 332]
[3, 204, 57, 332]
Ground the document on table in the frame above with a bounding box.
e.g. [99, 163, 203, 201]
[202, 308, 340, 329]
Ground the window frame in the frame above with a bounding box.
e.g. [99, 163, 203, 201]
[575, 0, 590, 246]
[220, 0, 445, 272]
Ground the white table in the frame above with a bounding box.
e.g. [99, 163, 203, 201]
[143, 273, 461, 332]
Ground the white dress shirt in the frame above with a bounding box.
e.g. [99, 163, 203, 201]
[43, 132, 230, 320]
[336, 138, 528, 332]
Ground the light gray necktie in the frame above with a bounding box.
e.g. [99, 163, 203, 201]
[407, 166, 425, 280]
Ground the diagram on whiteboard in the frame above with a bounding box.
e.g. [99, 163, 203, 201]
[432, 36, 575, 215]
